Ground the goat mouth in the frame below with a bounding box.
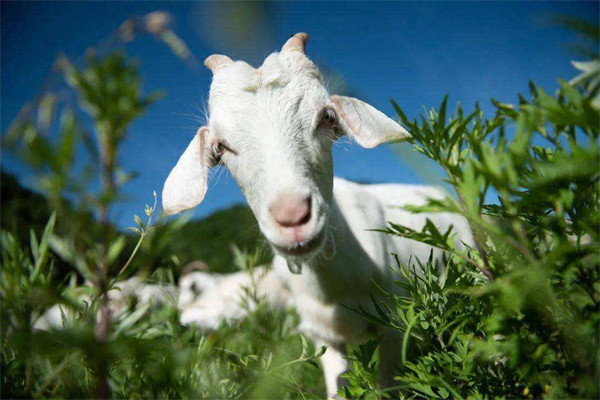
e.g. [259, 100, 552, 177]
[273, 229, 326, 257]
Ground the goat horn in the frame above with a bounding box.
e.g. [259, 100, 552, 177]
[204, 54, 234, 74]
[281, 32, 310, 54]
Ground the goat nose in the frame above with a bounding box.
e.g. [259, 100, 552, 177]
[269, 194, 312, 227]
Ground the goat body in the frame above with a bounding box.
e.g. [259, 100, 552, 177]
[272, 178, 473, 392]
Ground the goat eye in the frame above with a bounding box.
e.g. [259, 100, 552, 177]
[214, 141, 232, 156]
[211, 141, 237, 166]
[323, 108, 336, 124]
[211, 142, 226, 165]
[317, 108, 337, 133]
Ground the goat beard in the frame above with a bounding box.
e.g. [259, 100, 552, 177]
[286, 259, 303, 274]
[285, 230, 336, 275]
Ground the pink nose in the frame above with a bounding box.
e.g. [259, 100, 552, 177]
[269, 193, 312, 228]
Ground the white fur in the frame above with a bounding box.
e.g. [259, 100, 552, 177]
[162, 34, 474, 398]
[178, 266, 291, 329]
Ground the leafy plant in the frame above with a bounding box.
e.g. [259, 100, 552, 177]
[342, 24, 599, 399]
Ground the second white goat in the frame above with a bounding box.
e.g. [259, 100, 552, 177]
[178, 263, 291, 330]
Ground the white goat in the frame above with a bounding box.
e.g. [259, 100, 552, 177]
[162, 33, 474, 397]
[178, 263, 291, 330]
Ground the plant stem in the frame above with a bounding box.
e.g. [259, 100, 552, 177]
[93, 129, 116, 399]
[118, 192, 156, 276]
[442, 164, 495, 282]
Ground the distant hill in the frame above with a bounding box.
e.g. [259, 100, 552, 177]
[1, 171, 268, 274]
[1, 172, 53, 243]
[170, 205, 270, 273]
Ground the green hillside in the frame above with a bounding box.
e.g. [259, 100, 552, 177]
[1, 172, 52, 244]
[0, 171, 269, 274]
[170, 205, 270, 273]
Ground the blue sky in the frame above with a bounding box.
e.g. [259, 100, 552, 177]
[2, 1, 598, 227]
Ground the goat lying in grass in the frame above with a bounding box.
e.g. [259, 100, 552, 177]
[178, 261, 291, 329]
[162, 33, 474, 397]
[35, 263, 289, 332]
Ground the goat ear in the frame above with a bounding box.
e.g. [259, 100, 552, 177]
[162, 127, 210, 216]
[331, 95, 411, 148]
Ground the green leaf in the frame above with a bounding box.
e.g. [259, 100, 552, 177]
[107, 235, 127, 266]
[32, 212, 56, 281]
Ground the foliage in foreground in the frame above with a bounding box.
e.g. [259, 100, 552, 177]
[1, 222, 324, 398]
[342, 32, 599, 399]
